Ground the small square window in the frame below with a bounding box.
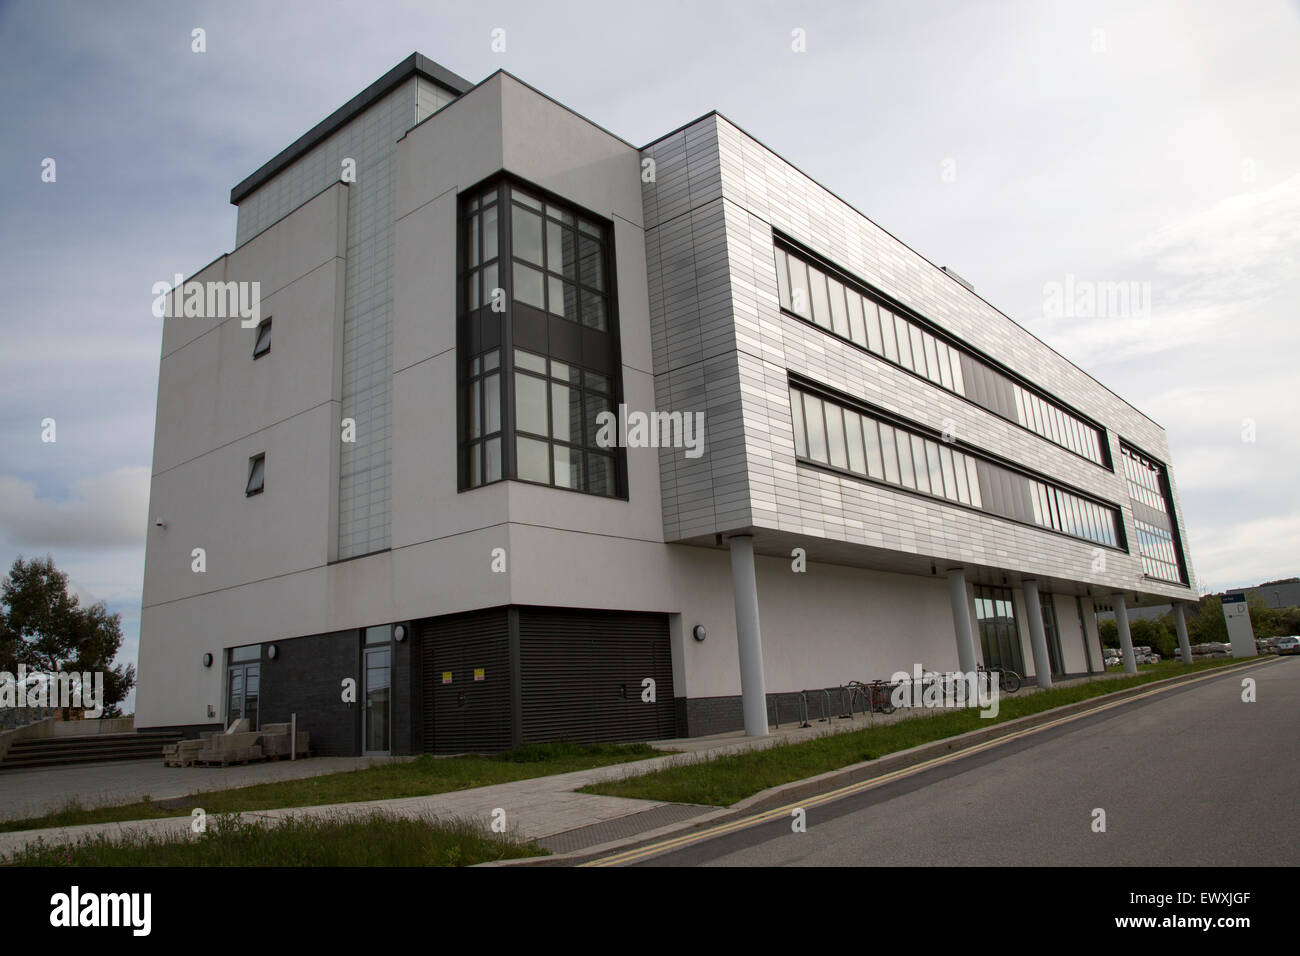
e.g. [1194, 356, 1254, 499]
[246, 453, 265, 496]
[252, 317, 272, 358]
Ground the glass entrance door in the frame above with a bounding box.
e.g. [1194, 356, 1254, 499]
[226, 663, 260, 730]
[974, 585, 1026, 675]
[363, 645, 391, 755]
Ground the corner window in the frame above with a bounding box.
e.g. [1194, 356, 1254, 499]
[459, 178, 624, 497]
[245, 453, 265, 496]
[252, 317, 272, 358]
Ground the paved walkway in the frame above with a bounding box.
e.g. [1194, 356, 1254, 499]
[0, 707, 917, 859]
[0, 666, 1157, 861]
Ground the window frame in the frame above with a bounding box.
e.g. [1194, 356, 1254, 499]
[788, 377, 1127, 551]
[252, 316, 272, 359]
[456, 174, 627, 499]
[772, 235, 1112, 471]
[245, 453, 265, 497]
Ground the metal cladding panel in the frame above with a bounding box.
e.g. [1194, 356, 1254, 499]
[519, 608, 675, 744]
[420, 609, 511, 754]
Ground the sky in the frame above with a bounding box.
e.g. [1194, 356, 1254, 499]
[1, 0, 1298, 709]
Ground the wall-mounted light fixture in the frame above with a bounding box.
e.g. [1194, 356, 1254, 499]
[202, 652, 213, 668]
[267, 644, 279, 660]
[692, 624, 707, 642]
[155, 517, 168, 528]
[394, 624, 407, 642]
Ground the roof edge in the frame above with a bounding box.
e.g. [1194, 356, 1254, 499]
[229, 53, 474, 206]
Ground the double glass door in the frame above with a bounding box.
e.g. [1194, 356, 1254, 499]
[974, 585, 1026, 675]
[226, 662, 260, 730]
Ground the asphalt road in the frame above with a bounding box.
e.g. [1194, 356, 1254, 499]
[633, 658, 1298, 866]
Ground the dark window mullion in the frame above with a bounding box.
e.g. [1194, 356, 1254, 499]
[498, 181, 517, 483]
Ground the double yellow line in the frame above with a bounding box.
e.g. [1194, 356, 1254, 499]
[583, 658, 1276, 866]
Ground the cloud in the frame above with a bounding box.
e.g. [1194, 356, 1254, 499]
[1032, 172, 1300, 367]
[1188, 509, 1300, 595]
[0, 467, 149, 550]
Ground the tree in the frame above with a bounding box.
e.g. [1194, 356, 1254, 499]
[1246, 598, 1280, 639]
[1098, 619, 1118, 648]
[1185, 594, 1228, 645]
[1275, 607, 1300, 636]
[0, 555, 136, 718]
[1129, 618, 1176, 658]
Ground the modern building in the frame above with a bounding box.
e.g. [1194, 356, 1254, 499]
[1225, 581, 1300, 611]
[136, 54, 1198, 754]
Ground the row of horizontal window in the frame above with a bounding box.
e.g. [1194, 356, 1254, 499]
[1120, 446, 1186, 581]
[773, 245, 1106, 466]
[789, 386, 1121, 548]
[1121, 445, 1170, 515]
[1138, 553, 1183, 584]
[1134, 519, 1182, 583]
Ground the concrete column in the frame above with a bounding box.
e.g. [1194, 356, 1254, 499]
[1114, 594, 1137, 675]
[948, 569, 978, 674]
[1173, 603, 1193, 664]
[728, 535, 768, 737]
[1022, 580, 1053, 689]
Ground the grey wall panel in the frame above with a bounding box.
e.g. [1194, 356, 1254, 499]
[641, 111, 1195, 602]
[235, 79, 437, 560]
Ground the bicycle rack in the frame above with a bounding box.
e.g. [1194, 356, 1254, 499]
[798, 689, 833, 726]
[795, 691, 811, 728]
[832, 685, 853, 719]
[768, 695, 781, 729]
[815, 688, 833, 723]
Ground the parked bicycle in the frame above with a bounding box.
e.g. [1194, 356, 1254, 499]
[977, 663, 1021, 694]
[848, 679, 898, 714]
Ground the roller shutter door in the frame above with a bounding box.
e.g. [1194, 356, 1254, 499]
[420, 609, 511, 754]
[519, 608, 675, 744]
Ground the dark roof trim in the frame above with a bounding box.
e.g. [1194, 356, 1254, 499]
[229, 53, 473, 205]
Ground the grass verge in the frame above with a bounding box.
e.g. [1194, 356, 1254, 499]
[3, 812, 545, 866]
[0, 740, 659, 834]
[580, 657, 1255, 807]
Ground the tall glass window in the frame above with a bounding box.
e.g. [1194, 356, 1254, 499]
[1120, 444, 1187, 584]
[459, 179, 623, 497]
[1040, 593, 1066, 677]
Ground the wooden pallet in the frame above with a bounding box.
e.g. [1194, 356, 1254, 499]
[191, 746, 264, 767]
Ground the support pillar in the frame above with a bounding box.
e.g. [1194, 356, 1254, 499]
[728, 535, 768, 737]
[948, 569, 978, 674]
[1114, 594, 1137, 675]
[1022, 580, 1053, 689]
[1173, 603, 1193, 664]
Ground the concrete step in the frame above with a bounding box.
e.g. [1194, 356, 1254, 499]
[0, 732, 182, 770]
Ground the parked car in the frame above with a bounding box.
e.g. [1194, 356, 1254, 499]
[1277, 636, 1300, 656]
